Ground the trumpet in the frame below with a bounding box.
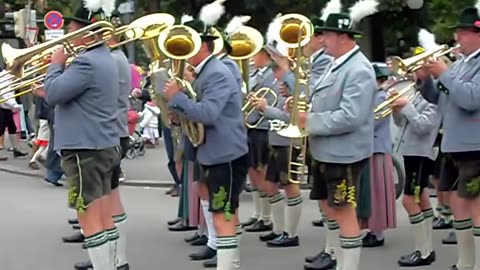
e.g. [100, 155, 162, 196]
[373, 79, 417, 119]
[158, 24, 205, 147]
[242, 88, 278, 129]
[390, 44, 460, 77]
[274, 14, 313, 184]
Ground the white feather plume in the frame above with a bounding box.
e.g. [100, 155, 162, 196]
[225, 16, 251, 36]
[102, 0, 116, 17]
[181, 14, 194, 25]
[199, 0, 227, 26]
[476, 0, 480, 16]
[83, 0, 103, 12]
[349, 0, 379, 24]
[321, 0, 342, 21]
[266, 13, 282, 45]
[418, 28, 438, 51]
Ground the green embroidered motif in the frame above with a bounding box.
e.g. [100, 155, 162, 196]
[68, 184, 86, 213]
[225, 201, 231, 221]
[212, 186, 227, 210]
[414, 185, 421, 203]
[76, 196, 86, 214]
[68, 185, 77, 206]
[466, 177, 480, 195]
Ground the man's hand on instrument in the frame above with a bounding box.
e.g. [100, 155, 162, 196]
[51, 46, 68, 66]
[252, 97, 268, 111]
[390, 97, 409, 111]
[184, 67, 196, 83]
[32, 84, 46, 98]
[164, 79, 181, 100]
[298, 111, 307, 129]
[424, 59, 448, 78]
[284, 96, 293, 112]
[279, 83, 290, 97]
[387, 88, 399, 99]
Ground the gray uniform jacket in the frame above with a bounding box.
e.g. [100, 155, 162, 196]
[418, 53, 480, 153]
[168, 57, 248, 165]
[306, 48, 376, 164]
[219, 54, 243, 91]
[392, 93, 441, 160]
[374, 90, 392, 154]
[247, 66, 278, 130]
[45, 45, 119, 151]
[111, 49, 132, 138]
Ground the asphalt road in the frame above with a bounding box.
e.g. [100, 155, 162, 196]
[0, 171, 458, 270]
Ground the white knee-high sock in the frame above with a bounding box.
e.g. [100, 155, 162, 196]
[340, 235, 362, 270]
[201, 200, 217, 250]
[106, 227, 119, 269]
[454, 219, 475, 270]
[285, 195, 303, 237]
[217, 235, 238, 270]
[268, 192, 285, 234]
[409, 212, 429, 258]
[113, 214, 128, 267]
[422, 208, 434, 254]
[233, 224, 242, 270]
[8, 134, 17, 149]
[85, 231, 115, 270]
[473, 226, 480, 270]
[259, 191, 272, 223]
[251, 188, 261, 219]
[325, 220, 339, 260]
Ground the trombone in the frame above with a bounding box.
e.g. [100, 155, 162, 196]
[275, 14, 313, 184]
[158, 24, 205, 147]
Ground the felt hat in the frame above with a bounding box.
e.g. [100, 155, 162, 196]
[449, 7, 480, 29]
[182, 0, 226, 41]
[311, 16, 325, 34]
[315, 13, 362, 35]
[372, 63, 389, 79]
[183, 20, 218, 41]
[63, 0, 106, 26]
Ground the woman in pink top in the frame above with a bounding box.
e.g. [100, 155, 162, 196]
[130, 64, 142, 90]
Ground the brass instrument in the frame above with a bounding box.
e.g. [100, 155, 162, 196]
[211, 27, 225, 56]
[273, 15, 313, 184]
[110, 25, 145, 49]
[158, 24, 205, 147]
[374, 79, 417, 120]
[126, 13, 175, 128]
[242, 88, 278, 128]
[390, 44, 460, 77]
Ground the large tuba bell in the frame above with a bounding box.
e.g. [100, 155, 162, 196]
[158, 24, 205, 147]
[127, 13, 175, 128]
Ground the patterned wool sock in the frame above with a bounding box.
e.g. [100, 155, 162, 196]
[268, 192, 285, 234]
[201, 200, 217, 250]
[260, 191, 272, 224]
[113, 214, 128, 267]
[251, 188, 261, 219]
[285, 195, 303, 237]
[422, 208, 434, 255]
[85, 231, 113, 270]
[233, 224, 243, 270]
[217, 235, 238, 270]
[340, 235, 363, 270]
[106, 227, 119, 268]
[454, 219, 475, 270]
[473, 227, 480, 270]
[325, 220, 339, 260]
[409, 212, 426, 257]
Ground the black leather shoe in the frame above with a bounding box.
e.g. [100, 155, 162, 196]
[191, 235, 208, 246]
[304, 252, 336, 270]
[450, 265, 459, 270]
[74, 260, 92, 270]
[168, 217, 182, 226]
[259, 231, 281, 242]
[241, 217, 257, 228]
[398, 251, 434, 267]
[267, 233, 299, 247]
[72, 224, 81, 230]
[68, 218, 78, 225]
[442, 231, 457, 245]
[203, 255, 217, 268]
[189, 246, 217, 261]
[118, 263, 130, 270]
[185, 232, 201, 243]
[433, 218, 453, 230]
[362, 232, 384, 248]
[305, 251, 324, 263]
[62, 231, 84, 243]
[168, 223, 197, 232]
[312, 219, 324, 227]
[245, 220, 272, 232]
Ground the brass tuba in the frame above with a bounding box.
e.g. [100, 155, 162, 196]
[158, 24, 205, 147]
[275, 14, 313, 184]
[127, 13, 176, 128]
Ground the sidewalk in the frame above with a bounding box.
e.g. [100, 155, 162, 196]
[0, 141, 176, 188]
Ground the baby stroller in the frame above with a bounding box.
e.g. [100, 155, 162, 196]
[125, 105, 145, 159]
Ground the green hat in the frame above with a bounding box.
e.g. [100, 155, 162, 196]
[109, 10, 123, 27]
[449, 7, 480, 29]
[372, 63, 389, 79]
[311, 16, 325, 34]
[63, 1, 105, 26]
[183, 19, 218, 41]
[315, 13, 362, 36]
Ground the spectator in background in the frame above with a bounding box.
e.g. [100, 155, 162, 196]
[138, 100, 160, 147]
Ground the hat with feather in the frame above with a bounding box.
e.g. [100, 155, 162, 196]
[449, 1, 480, 29]
[220, 15, 251, 54]
[261, 13, 287, 57]
[102, 0, 123, 27]
[182, 0, 226, 41]
[413, 28, 438, 56]
[311, 0, 342, 34]
[63, 0, 107, 26]
[316, 0, 379, 36]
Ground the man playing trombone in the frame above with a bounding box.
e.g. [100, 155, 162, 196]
[44, 3, 121, 270]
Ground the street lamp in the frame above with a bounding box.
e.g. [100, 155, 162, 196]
[407, 0, 424, 10]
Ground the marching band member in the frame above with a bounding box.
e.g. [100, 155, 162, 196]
[45, 1, 121, 269]
[358, 64, 396, 248]
[390, 64, 441, 266]
[164, 17, 248, 270]
[418, 6, 480, 270]
[301, 10, 378, 270]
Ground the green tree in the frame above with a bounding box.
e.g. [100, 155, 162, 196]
[427, 0, 474, 43]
